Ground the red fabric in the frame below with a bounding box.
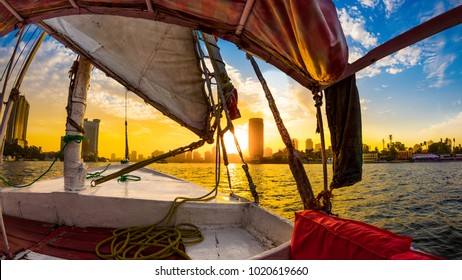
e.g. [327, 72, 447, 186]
[290, 210, 413, 260]
[391, 250, 445, 260]
[226, 88, 241, 120]
[1, 0, 347, 88]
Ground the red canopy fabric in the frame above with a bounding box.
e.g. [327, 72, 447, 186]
[0, 0, 348, 89]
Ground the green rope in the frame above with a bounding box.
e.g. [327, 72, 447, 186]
[117, 174, 141, 182]
[0, 135, 84, 188]
[95, 186, 218, 260]
[86, 164, 110, 179]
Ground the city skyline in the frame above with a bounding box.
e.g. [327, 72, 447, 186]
[1, 1, 461, 159]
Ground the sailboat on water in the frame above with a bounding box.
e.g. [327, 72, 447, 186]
[1, 0, 459, 260]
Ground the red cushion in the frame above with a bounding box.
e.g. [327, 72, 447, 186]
[390, 250, 445, 260]
[290, 210, 413, 260]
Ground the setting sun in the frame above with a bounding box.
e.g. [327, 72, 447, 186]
[223, 128, 248, 156]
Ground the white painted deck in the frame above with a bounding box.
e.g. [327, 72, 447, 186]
[0, 164, 293, 260]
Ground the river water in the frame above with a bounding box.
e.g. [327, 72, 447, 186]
[1, 161, 461, 259]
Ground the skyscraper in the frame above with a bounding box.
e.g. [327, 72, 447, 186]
[305, 138, 313, 150]
[82, 118, 100, 160]
[248, 118, 264, 161]
[6, 95, 30, 147]
[292, 138, 299, 150]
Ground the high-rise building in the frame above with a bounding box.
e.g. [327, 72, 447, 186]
[82, 118, 100, 160]
[248, 118, 264, 161]
[185, 151, 193, 162]
[130, 150, 137, 161]
[263, 147, 273, 158]
[305, 138, 313, 150]
[6, 95, 30, 147]
[292, 138, 299, 150]
[314, 143, 321, 152]
[203, 151, 211, 162]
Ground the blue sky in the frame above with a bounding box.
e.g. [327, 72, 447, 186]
[1, 0, 462, 157]
[331, 0, 462, 150]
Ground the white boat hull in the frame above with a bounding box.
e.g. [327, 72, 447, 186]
[0, 164, 293, 260]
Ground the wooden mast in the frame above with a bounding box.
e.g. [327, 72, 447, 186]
[63, 56, 93, 191]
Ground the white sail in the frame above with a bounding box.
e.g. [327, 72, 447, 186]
[43, 15, 211, 137]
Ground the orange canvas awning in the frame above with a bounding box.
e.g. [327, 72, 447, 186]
[0, 0, 349, 89]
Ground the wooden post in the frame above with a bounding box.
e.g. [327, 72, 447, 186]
[64, 56, 93, 191]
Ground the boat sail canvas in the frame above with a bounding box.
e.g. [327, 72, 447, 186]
[42, 15, 212, 138]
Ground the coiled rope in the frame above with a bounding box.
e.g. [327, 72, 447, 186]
[117, 174, 141, 182]
[0, 135, 84, 188]
[95, 179, 218, 260]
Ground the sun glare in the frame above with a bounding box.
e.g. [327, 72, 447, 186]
[223, 129, 248, 155]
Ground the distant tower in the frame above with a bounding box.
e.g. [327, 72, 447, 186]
[292, 138, 299, 150]
[6, 95, 30, 147]
[248, 118, 264, 161]
[83, 118, 100, 160]
[130, 150, 137, 162]
[305, 138, 313, 150]
[264, 147, 273, 158]
[314, 143, 321, 152]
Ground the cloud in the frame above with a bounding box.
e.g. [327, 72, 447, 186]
[420, 111, 462, 139]
[88, 68, 162, 121]
[378, 109, 393, 114]
[348, 46, 364, 64]
[422, 39, 456, 88]
[382, 0, 405, 18]
[338, 7, 378, 49]
[358, 0, 379, 9]
[226, 62, 317, 124]
[360, 98, 371, 110]
[419, 1, 446, 23]
[357, 44, 423, 78]
[373, 84, 388, 91]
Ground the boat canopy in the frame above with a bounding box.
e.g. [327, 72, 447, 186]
[0, 0, 349, 90]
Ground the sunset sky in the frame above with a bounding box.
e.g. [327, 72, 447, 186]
[1, 0, 462, 159]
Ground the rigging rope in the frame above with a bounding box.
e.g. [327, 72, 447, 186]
[86, 164, 110, 179]
[12, 26, 40, 87]
[199, 32, 259, 204]
[246, 53, 334, 213]
[90, 139, 206, 187]
[0, 135, 84, 188]
[312, 89, 334, 214]
[0, 26, 25, 111]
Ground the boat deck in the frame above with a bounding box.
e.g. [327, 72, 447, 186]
[0, 164, 293, 260]
[0, 214, 276, 260]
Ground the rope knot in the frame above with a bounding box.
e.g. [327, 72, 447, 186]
[63, 134, 84, 144]
[312, 91, 323, 108]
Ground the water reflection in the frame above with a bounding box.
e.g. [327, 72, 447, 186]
[1, 161, 461, 259]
